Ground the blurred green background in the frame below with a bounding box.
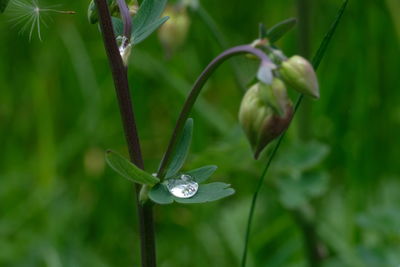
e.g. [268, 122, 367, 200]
[1, 0, 399, 266]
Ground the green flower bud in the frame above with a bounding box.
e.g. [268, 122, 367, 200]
[258, 78, 289, 116]
[239, 81, 293, 159]
[279, 55, 320, 99]
[158, 5, 190, 57]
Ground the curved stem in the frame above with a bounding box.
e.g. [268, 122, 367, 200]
[157, 45, 271, 179]
[94, 1, 156, 266]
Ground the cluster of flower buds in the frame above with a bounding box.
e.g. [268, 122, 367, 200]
[158, 4, 190, 57]
[239, 46, 319, 158]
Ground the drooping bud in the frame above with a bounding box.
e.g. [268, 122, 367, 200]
[158, 5, 190, 57]
[239, 80, 293, 159]
[279, 55, 320, 99]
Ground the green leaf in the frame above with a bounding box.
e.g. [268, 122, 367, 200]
[112, 17, 124, 36]
[165, 118, 193, 178]
[174, 182, 235, 204]
[131, 0, 168, 43]
[132, 16, 169, 44]
[149, 181, 235, 205]
[148, 184, 173, 204]
[274, 141, 330, 173]
[258, 23, 268, 39]
[0, 0, 10, 13]
[105, 150, 160, 185]
[186, 165, 218, 183]
[276, 171, 329, 209]
[267, 18, 297, 43]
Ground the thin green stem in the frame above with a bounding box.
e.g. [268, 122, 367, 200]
[94, 0, 156, 266]
[241, 95, 303, 267]
[240, 1, 349, 266]
[157, 45, 271, 179]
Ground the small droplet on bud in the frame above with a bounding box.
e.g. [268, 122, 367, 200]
[279, 55, 320, 99]
[117, 36, 132, 66]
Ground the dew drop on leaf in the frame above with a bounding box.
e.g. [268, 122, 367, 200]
[166, 174, 199, 198]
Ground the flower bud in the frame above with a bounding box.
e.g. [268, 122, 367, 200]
[279, 55, 320, 99]
[158, 5, 190, 57]
[239, 81, 293, 159]
[258, 78, 289, 116]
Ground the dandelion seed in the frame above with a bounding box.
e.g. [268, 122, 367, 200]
[7, 0, 75, 41]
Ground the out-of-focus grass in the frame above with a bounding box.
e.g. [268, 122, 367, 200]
[0, 0, 399, 266]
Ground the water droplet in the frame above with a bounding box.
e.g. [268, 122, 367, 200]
[117, 36, 132, 65]
[166, 174, 199, 198]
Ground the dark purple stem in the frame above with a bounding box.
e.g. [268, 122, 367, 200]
[157, 45, 271, 179]
[94, 0, 156, 266]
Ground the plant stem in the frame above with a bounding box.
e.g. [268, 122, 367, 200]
[157, 45, 270, 179]
[240, 1, 349, 266]
[94, 1, 156, 266]
[240, 94, 303, 267]
[291, 209, 325, 267]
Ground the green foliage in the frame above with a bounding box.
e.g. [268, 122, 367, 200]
[149, 179, 235, 204]
[276, 171, 329, 209]
[131, 0, 169, 44]
[186, 165, 217, 183]
[266, 18, 297, 43]
[272, 141, 330, 210]
[1, 0, 399, 266]
[105, 150, 160, 185]
[165, 118, 193, 178]
[0, 0, 9, 13]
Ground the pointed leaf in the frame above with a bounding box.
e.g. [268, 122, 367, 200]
[132, 16, 169, 44]
[276, 171, 329, 209]
[0, 0, 10, 13]
[149, 184, 174, 204]
[274, 141, 330, 172]
[105, 150, 160, 185]
[187, 165, 218, 183]
[259, 23, 268, 39]
[132, 0, 167, 35]
[267, 18, 297, 43]
[174, 182, 235, 204]
[165, 118, 193, 178]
